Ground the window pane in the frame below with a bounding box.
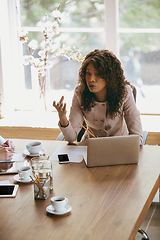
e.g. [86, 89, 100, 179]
[18, 0, 105, 111]
[119, 0, 160, 28]
[50, 31, 105, 89]
[119, 0, 160, 114]
[119, 33, 160, 114]
[20, 0, 105, 28]
[22, 31, 105, 92]
[50, 57, 81, 90]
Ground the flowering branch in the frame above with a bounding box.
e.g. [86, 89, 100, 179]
[18, 4, 83, 110]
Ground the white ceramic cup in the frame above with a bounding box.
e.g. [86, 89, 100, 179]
[26, 141, 42, 154]
[17, 166, 31, 181]
[51, 196, 68, 212]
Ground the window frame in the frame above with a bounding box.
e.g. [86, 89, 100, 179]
[0, 0, 159, 118]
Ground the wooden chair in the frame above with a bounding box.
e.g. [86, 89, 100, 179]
[131, 85, 148, 145]
[56, 121, 86, 142]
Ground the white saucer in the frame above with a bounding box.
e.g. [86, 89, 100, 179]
[23, 148, 46, 157]
[13, 174, 32, 183]
[46, 204, 72, 215]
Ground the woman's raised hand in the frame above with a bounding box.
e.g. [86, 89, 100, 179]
[53, 96, 69, 127]
[53, 96, 66, 116]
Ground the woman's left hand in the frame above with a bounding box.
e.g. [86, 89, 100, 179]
[0, 162, 13, 172]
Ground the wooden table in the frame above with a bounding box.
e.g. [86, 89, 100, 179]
[0, 139, 160, 240]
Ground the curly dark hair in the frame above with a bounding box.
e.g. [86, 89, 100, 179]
[78, 49, 130, 118]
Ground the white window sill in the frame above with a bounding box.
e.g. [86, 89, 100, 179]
[0, 110, 60, 129]
[0, 110, 160, 133]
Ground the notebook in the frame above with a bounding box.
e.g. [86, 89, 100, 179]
[81, 135, 140, 167]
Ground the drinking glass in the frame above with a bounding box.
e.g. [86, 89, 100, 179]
[38, 155, 53, 190]
[31, 157, 42, 177]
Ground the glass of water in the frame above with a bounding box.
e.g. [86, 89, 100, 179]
[38, 155, 53, 190]
[31, 157, 42, 177]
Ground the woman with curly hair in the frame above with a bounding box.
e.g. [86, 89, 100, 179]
[53, 49, 143, 144]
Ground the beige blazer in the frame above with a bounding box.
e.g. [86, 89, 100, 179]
[59, 85, 143, 144]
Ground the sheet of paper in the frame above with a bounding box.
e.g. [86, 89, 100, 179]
[0, 153, 25, 163]
[50, 145, 87, 163]
[0, 180, 11, 185]
[12, 153, 25, 162]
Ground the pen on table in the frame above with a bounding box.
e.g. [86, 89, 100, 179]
[33, 174, 41, 183]
[30, 175, 43, 196]
[79, 123, 96, 138]
[0, 146, 15, 153]
[30, 175, 40, 187]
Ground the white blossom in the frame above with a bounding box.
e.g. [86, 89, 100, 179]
[23, 55, 33, 66]
[43, 20, 53, 29]
[52, 10, 62, 20]
[28, 40, 38, 50]
[38, 61, 45, 68]
[38, 68, 46, 77]
[30, 58, 40, 67]
[19, 29, 28, 42]
[52, 21, 59, 29]
[49, 42, 60, 52]
[46, 61, 53, 69]
[44, 42, 51, 52]
[38, 50, 46, 59]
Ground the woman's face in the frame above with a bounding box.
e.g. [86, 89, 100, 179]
[85, 63, 107, 98]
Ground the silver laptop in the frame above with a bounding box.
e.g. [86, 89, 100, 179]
[83, 135, 140, 167]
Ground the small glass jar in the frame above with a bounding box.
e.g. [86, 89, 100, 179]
[34, 177, 50, 200]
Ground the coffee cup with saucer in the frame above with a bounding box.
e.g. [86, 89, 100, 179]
[14, 166, 32, 183]
[26, 141, 42, 154]
[46, 196, 72, 215]
[24, 141, 46, 157]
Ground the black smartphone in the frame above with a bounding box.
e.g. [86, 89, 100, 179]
[58, 154, 69, 163]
